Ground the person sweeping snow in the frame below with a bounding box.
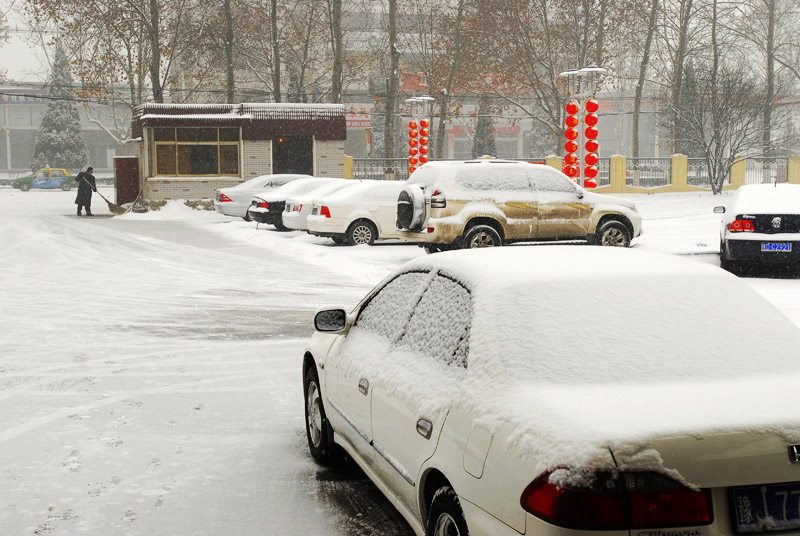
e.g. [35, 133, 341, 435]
[75, 166, 96, 216]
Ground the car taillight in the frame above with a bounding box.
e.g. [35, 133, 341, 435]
[293, 204, 303, 212]
[431, 189, 446, 208]
[521, 470, 712, 530]
[320, 206, 331, 218]
[729, 219, 754, 232]
[258, 201, 269, 209]
[218, 193, 232, 202]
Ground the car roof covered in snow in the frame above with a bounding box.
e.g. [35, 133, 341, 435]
[407, 159, 571, 192]
[729, 183, 800, 215]
[254, 178, 344, 201]
[314, 179, 404, 205]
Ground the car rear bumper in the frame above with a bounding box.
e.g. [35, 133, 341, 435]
[214, 201, 247, 218]
[723, 236, 800, 262]
[282, 211, 308, 230]
[307, 215, 347, 237]
[248, 207, 282, 225]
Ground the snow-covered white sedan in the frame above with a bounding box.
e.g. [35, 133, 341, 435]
[716, 183, 800, 271]
[213, 174, 311, 220]
[283, 180, 369, 231]
[305, 180, 405, 245]
[303, 246, 800, 536]
[249, 177, 344, 230]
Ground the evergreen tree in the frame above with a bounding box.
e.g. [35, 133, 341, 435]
[30, 45, 89, 171]
[471, 94, 496, 158]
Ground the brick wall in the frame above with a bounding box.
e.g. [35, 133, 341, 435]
[145, 178, 241, 201]
[314, 140, 345, 177]
[242, 140, 272, 180]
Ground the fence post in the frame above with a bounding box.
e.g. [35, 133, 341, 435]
[788, 156, 800, 184]
[729, 157, 746, 189]
[671, 154, 687, 189]
[343, 155, 353, 179]
[609, 155, 626, 192]
[546, 155, 562, 171]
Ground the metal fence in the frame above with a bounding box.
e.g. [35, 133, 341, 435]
[626, 158, 672, 188]
[352, 158, 410, 181]
[745, 157, 788, 185]
[596, 157, 611, 187]
[687, 158, 712, 188]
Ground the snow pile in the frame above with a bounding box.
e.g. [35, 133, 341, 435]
[115, 200, 220, 222]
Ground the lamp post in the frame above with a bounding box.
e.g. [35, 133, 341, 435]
[559, 65, 606, 188]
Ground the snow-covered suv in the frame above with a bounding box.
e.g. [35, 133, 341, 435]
[396, 159, 642, 252]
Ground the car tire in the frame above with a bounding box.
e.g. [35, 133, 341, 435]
[397, 184, 426, 231]
[331, 236, 347, 246]
[274, 220, 290, 232]
[304, 366, 337, 466]
[347, 220, 378, 246]
[424, 244, 449, 254]
[426, 486, 469, 536]
[19, 182, 31, 192]
[60, 182, 72, 191]
[596, 220, 631, 247]
[462, 225, 502, 249]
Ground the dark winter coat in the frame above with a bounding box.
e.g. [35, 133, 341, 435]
[75, 172, 96, 205]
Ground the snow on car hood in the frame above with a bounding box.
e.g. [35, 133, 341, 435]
[399, 246, 800, 480]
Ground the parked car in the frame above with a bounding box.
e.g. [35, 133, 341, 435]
[249, 178, 345, 230]
[396, 160, 642, 253]
[12, 168, 77, 191]
[303, 246, 800, 536]
[283, 180, 368, 231]
[306, 180, 405, 245]
[214, 174, 311, 220]
[716, 183, 800, 271]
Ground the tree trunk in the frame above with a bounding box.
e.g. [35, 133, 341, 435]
[148, 0, 163, 102]
[595, 0, 608, 66]
[330, 0, 343, 103]
[224, 0, 235, 104]
[668, 0, 693, 155]
[384, 0, 399, 160]
[435, 0, 465, 159]
[632, 0, 659, 158]
[762, 0, 775, 156]
[710, 0, 721, 194]
[271, 0, 281, 103]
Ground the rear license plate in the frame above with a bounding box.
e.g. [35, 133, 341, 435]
[731, 481, 800, 533]
[311, 208, 318, 215]
[761, 242, 792, 252]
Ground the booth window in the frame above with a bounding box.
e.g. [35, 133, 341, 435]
[154, 128, 240, 176]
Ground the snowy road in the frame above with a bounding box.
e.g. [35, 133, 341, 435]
[2, 187, 799, 535]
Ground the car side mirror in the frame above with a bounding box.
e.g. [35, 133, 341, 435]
[713, 206, 726, 214]
[576, 189, 584, 199]
[314, 308, 347, 332]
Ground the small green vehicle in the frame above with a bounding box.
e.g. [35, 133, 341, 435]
[13, 168, 78, 191]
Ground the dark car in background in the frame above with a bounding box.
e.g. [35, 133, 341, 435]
[716, 184, 800, 271]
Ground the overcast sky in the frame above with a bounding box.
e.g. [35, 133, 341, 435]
[1, 0, 52, 83]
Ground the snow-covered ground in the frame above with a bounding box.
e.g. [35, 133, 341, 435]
[1, 187, 799, 535]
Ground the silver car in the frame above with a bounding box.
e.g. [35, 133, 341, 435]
[214, 174, 311, 220]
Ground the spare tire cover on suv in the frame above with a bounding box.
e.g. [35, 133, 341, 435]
[396, 184, 426, 231]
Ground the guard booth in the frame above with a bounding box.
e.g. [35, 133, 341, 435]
[130, 103, 346, 201]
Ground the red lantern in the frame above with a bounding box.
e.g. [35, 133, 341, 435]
[420, 128, 429, 137]
[584, 179, 597, 189]
[584, 113, 598, 127]
[419, 137, 429, 146]
[584, 126, 598, 139]
[409, 138, 418, 147]
[409, 165, 418, 173]
[409, 156, 418, 165]
[409, 121, 418, 130]
[419, 145, 429, 155]
[419, 155, 429, 164]
[584, 165, 598, 179]
[565, 141, 578, 153]
[409, 148, 418, 156]
[564, 153, 578, 165]
[409, 130, 418, 138]
[585, 139, 599, 153]
[565, 128, 578, 141]
[565, 101, 580, 115]
[565, 115, 579, 128]
[566, 165, 579, 178]
[420, 119, 430, 128]
[584, 152, 598, 166]
[585, 98, 599, 113]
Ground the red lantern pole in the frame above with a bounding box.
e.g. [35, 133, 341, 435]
[559, 66, 606, 189]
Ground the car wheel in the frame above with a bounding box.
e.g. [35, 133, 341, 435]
[60, 182, 72, 191]
[597, 220, 631, 247]
[274, 220, 290, 232]
[304, 366, 337, 465]
[347, 220, 377, 246]
[426, 486, 469, 536]
[424, 244, 449, 254]
[19, 182, 31, 192]
[463, 225, 501, 249]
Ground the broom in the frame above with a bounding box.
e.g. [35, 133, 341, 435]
[80, 176, 127, 215]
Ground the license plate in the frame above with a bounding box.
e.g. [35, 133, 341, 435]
[311, 208, 318, 215]
[761, 242, 792, 252]
[731, 481, 800, 533]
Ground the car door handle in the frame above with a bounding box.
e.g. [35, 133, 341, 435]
[416, 418, 433, 439]
[358, 378, 369, 395]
